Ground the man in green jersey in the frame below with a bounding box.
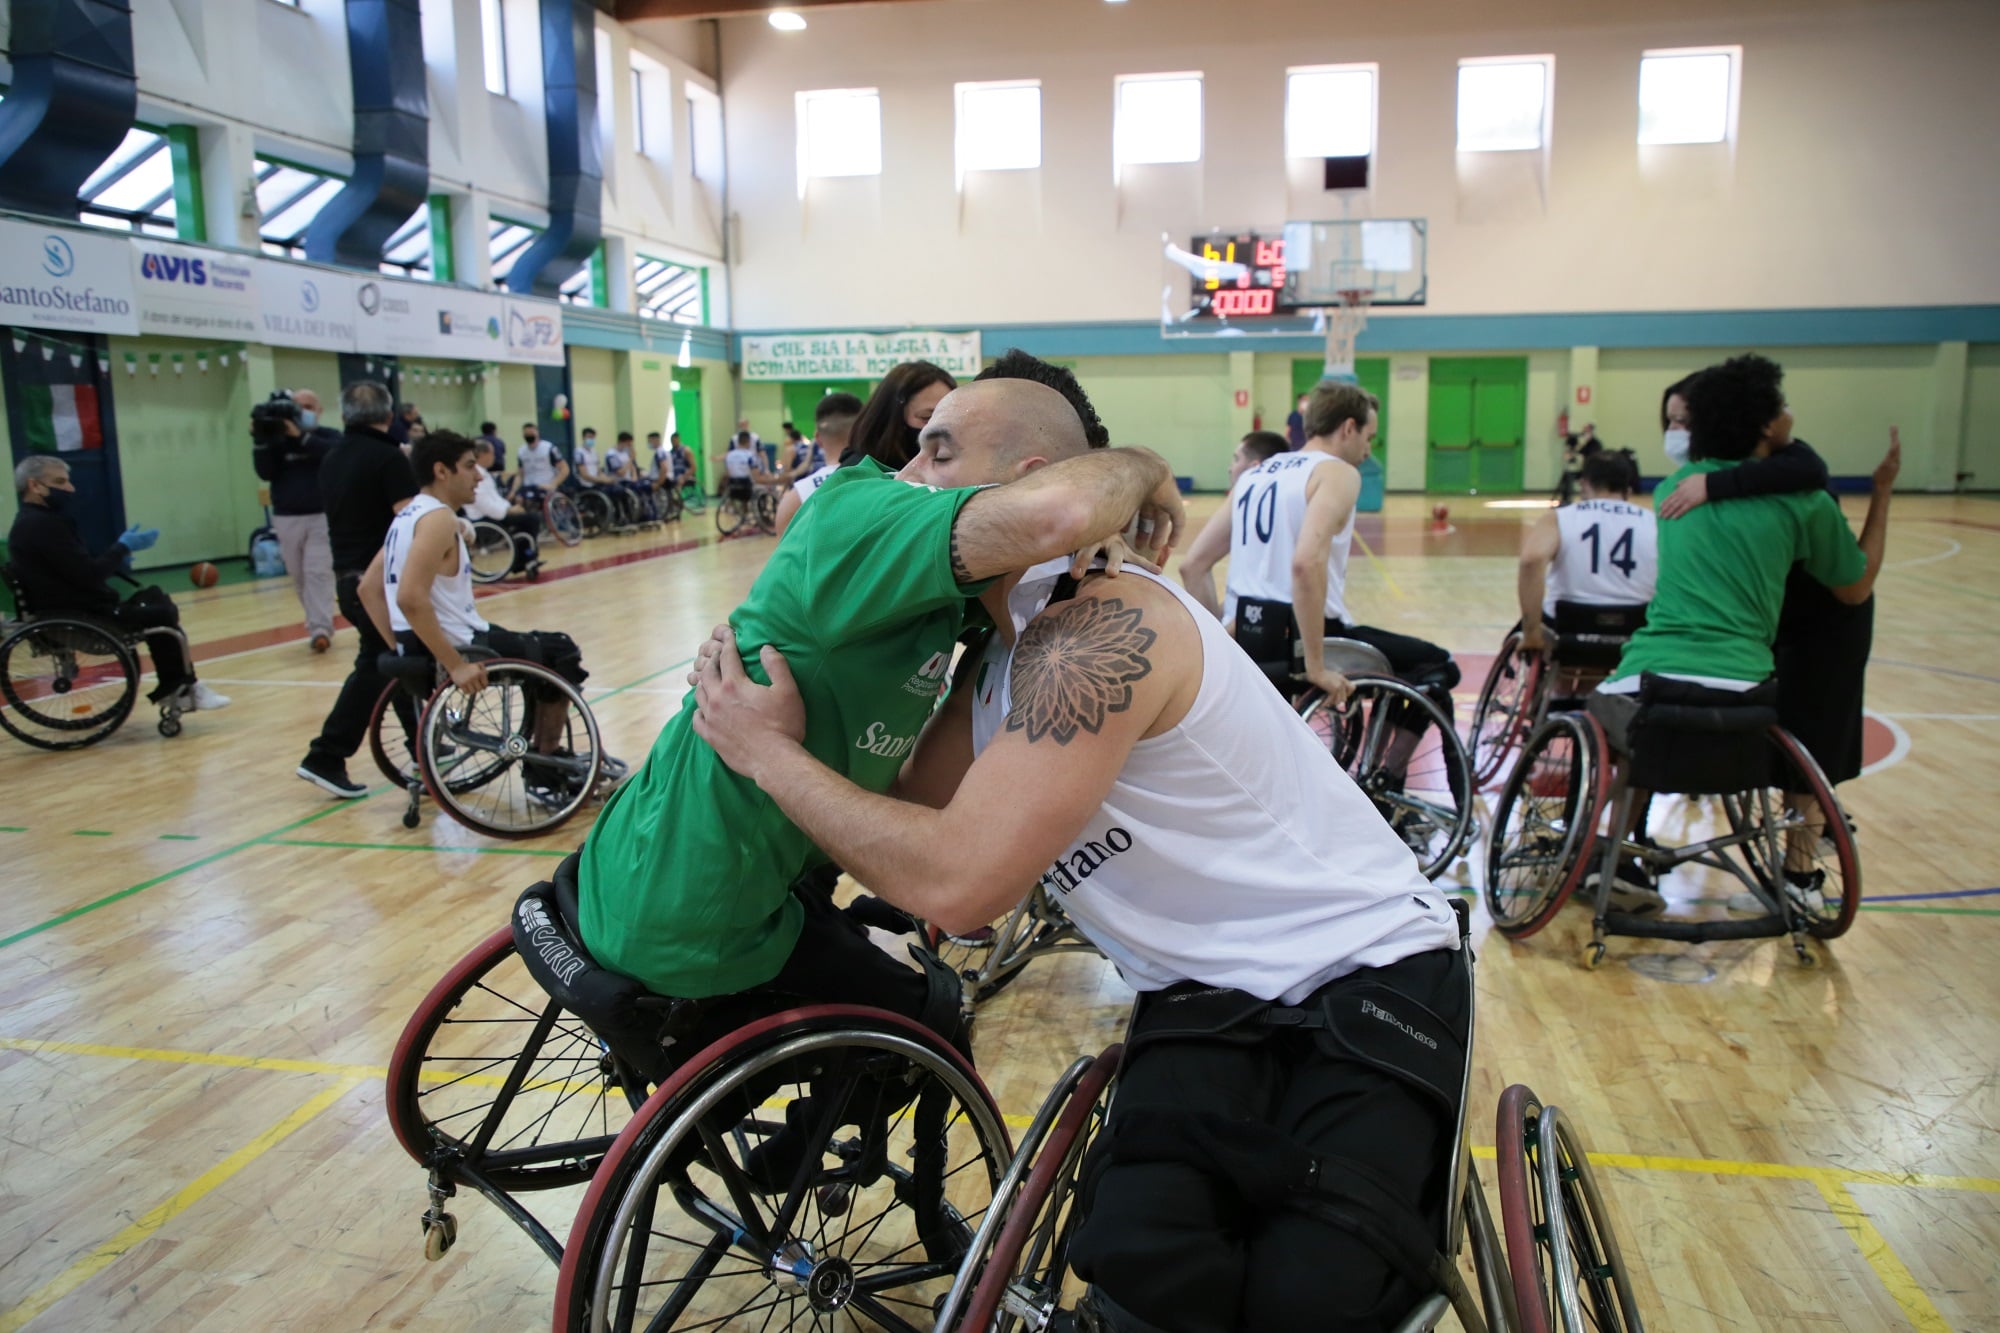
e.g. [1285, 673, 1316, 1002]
[573, 369, 1181, 1049]
[1586, 354, 1893, 904]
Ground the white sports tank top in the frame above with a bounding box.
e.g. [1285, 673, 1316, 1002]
[1223, 450, 1353, 623]
[791, 462, 837, 505]
[385, 493, 488, 644]
[968, 560, 1458, 1003]
[1546, 498, 1659, 615]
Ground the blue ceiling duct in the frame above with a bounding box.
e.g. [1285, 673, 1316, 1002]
[504, 0, 604, 298]
[0, 0, 138, 220]
[305, 0, 430, 270]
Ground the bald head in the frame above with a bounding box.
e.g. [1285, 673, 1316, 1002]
[900, 378, 1091, 490]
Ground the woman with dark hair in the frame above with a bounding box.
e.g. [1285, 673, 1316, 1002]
[845, 360, 957, 470]
[1655, 361, 1902, 791]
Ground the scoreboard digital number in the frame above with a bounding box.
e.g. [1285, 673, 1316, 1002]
[1189, 232, 1293, 318]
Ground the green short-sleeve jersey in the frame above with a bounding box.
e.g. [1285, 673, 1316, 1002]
[1610, 459, 1866, 686]
[578, 459, 985, 997]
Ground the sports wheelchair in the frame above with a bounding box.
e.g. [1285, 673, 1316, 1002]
[922, 888, 1101, 1019]
[390, 873, 1012, 1331]
[1290, 638, 1476, 881]
[717, 480, 780, 538]
[366, 647, 608, 837]
[466, 518, 543, 584]
[1467, 603, 1647, 791]
[1485, 676, 1859, 969]
[0, 564, 190, 748]
[932, 903, 1643, 1333]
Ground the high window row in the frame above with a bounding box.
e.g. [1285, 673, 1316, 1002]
[797, 48, 1741, 186]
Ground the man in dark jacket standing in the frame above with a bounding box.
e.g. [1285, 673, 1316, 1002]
[8, 456, 229, 713]
[251, 388, 338, 652]
[295, 380, 417, 798]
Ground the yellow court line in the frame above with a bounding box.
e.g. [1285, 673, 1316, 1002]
[7, 1035, 1998, 1197]
[1814, 1179, 1953, 1332]
[0, 1076, 361, 1333]
[1350, 527, 1406, 601]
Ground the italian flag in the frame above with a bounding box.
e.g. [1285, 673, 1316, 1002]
[19, 382, 104, 453]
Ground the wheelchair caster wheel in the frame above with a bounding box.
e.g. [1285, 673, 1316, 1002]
[1581, 942, 1607, 970]
[421, 1211, 457, 1261]
[1794, 943, 1818, 968]
[158, 715, 182, 737]
[402, 807, 421, 829]
[526, 566, 541, 582]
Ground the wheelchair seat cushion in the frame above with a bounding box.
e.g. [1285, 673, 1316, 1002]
[1627, 674, 1780, 795]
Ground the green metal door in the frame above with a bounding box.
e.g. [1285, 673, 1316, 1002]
[1425, 357, 1527, 493]
[671, 367, 704, 491]
[1291, 357, 1389, 454]
[782, 379, 874, 436]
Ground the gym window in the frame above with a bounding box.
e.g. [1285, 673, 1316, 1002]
[636, 255, 705, 324]
[480, 0, 508, 96]
[797, 88, 882, 189]
[78, 124, 178, 235]
[956, 81, 1041, 179]
[1285, 65, 1376, 160]
[1456, 57, 1552, 152]
[1638, 48, 1738, 145]
[1114, 73, 1202, 167]
[631, 62, 649, 157]
[254, 156, 346, 258]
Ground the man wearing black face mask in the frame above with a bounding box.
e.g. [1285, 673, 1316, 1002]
[8, 456, 230, 713]
[509, 421, 568, 504]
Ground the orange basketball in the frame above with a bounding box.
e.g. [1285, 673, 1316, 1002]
[190, 562, 221, 589]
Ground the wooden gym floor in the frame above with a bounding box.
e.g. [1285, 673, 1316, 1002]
[2, 493, 1996, 1331]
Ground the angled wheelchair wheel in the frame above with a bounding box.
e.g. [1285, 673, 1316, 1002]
[418, 659, 604, 839]
[658, 485, 685, 524]
[546, 492, 585, 547]
[1486, 713, 1609, 938]
[714, 495, 746, 536]
[1496, 1085, 1644, 1333]
[574, 489, 615, 539]
[1470, 634, 1544, 790]
[555, 1005, 1011, 1333]
[1721, 729, 1861, 940]
[387, 928, 648, 1191]
[939, 1044, 1120, 1333]
[367, 681, 425, 787]
[1299, 677, 1474, 879]
[755, 489, 779, 533]
[0, 617, 140, 751]
[466, 520, 517, 583]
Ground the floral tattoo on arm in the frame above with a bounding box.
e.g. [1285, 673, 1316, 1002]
[1005, 597, 1156, 745]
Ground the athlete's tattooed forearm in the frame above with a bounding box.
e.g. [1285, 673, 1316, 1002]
[1005, 597, 1156, 745]
[950, 521, 972, 586]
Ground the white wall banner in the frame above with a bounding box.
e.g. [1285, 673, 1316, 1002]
[504, 297, 565, 366]
[255, 260, 359, 353]
[353, 276, 503, 360]
[0, 218, 140, 335]
[739, 330, 981, 381]
[130, 239, 260, 339]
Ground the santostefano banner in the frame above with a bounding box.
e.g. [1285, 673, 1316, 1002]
[0, 218, 140, 335]
[739, 330, 981, 381]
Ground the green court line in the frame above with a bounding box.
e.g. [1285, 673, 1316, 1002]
[159, 834, 200, 842]
[0, 798, 369, 953]
[265, 838, 568, 858]
[0, 826, 25, 833]
[71, 830, 113, 838]
[591, 656, 695, 703]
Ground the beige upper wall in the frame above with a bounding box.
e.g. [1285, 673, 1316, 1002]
[713, 0, 2000, 328]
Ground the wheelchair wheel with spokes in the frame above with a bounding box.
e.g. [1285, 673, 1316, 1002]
[1496, 1085, 1645, 1333]
[555, 1006, 1012, 1333]
[1486, 713, 1609, 938]
[1470, 634, 1544, 790]
[467, 520, 517, 583]
[940, 1044, 1121, 1333]
[418, 658, 604, 838]
[367, 681, 425, 787]
[1298, 677, 1474, 879]
[1721, 728, 1860, 939]
[574, 489, 615, 539]
[0, 617, 139, 750]
[658, 485, 685, 524]
[546, 492, 585, 546]
[387, 928, 648, 1189]
[715, 495, 745, 536]
[755, 489, 778, 533]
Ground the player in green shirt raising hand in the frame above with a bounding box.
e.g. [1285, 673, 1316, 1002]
[574, 359, 1180, 1062]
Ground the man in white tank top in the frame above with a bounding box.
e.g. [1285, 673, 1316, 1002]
[1176, 428, 1290, 625]
[774, 392, 864, 536]
[355, 430, 625, 790]
[690, 396, 1468, 1332]
[1517, 450, 1657, 654]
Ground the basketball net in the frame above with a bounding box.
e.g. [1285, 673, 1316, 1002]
[1322, 287, 1373, 383]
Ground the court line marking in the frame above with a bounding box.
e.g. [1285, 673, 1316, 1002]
[1350, 528, 1406, 601]
[1814, 1179, 1952, 1332]
[265, 837, 570, 858]
[0, 1076, 362, 1333]
[1876, 712, 2000, 721]
[3, 1035, 1995, 1196]
[1859, 711, 1911, 779]
[1873, 658, 2000, 686]
[1883, 536, 1962, 570]
[1865, 886, 2000, 903]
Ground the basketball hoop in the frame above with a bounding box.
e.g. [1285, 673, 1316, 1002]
[1322, 287, 1374, 383]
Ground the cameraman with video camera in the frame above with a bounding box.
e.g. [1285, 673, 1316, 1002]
[251, 389, 339, 652]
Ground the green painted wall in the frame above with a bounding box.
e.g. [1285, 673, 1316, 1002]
[270, 348, 341, 402]
[494, 364, 538, 440]
[104, 335, 260, 567]
[397, 361, 483, 436]
[1962, 343, 2000, 491]
[1067, 354, 1237, 489]
[569, 347, 620, 448]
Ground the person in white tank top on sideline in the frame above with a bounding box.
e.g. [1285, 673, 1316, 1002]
[689, 376, 1467, 1333]
[1515, 448, 1657, 656]
[1176, 428, 1290, 629]
[774, 391, 865, 536]
[355, 431, 626, 799]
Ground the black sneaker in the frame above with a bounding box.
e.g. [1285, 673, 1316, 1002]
[1586, 857, 1665, 914]
[296, 753, 368, 799]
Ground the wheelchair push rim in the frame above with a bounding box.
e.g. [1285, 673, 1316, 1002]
[1496, 1086, 1644, 1333]
[1486, 714, 1609, 939]
[417, 658, 604, 839]
[0, 617, 140, 750]
[1720, 729, 1861, 940]
[1299, 676, 1476, 880]
[467, 520, 518, 584]
[1470, 634, 1544, 791]
[368, 680, 424, 788]
[555, 1005, 1011, 1333]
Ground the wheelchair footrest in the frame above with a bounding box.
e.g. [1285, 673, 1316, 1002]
[1597, 910, 1788, 942]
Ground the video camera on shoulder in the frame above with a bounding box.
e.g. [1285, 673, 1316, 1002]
[250, 390, 301, 445]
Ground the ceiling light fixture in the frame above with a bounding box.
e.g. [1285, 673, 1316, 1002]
[769, 10, 806, 30]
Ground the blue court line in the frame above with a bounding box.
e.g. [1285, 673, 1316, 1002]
[1865, 887, 2000, 903]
